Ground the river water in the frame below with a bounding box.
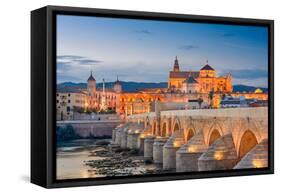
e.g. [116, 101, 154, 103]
[56, 139, 163, 180]
[56, 139, 107, 180]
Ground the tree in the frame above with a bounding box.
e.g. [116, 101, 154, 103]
[56, 125, 80, 142]
[198, 97, 203, 109]
[209, 90, 215, 109]
[221, 93, 226, 100]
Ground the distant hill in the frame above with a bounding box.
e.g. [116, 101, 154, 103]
[57, 81, 168, 92]
[233, 85, 268, 93]
[57, 82, 267, 93]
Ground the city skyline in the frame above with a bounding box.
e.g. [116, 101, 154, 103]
[57, 15, 268, 87]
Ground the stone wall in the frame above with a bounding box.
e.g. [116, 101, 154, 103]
[57, 120, 123, 138]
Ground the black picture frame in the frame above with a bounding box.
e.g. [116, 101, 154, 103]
[31, 5, 274, 188]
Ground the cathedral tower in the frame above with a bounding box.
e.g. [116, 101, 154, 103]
[113, 76, 122, 93]
[173, 56, 180, 72]
[87, 71, 96, 96]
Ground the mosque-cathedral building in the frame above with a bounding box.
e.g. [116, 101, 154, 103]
[56, 57, 268, 120]
[168, 57, 232, 93]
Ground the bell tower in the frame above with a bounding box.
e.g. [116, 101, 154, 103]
[87, 71, 96, 96]
[113, 76, 122, 93]
[173, 56, 180, 72]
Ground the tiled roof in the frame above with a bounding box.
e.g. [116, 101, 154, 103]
[169, 71, 199, 79]
[87, 73, 96, 81]
[184, 76, 198, 84]
[201, 64, 214, 71]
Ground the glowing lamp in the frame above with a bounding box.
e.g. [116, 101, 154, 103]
[140, 134, 146, 138]
[252, 159, 264, 168]
[173, 141, 180, 147]
[187, 146, 196, 153]
[214, 151, 223, 160]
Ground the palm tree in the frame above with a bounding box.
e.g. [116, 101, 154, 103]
[208, 90, 214, 109]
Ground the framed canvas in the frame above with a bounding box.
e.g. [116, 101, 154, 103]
[31, 5, 274, 188]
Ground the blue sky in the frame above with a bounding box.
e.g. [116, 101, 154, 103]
[57, 15, 268, 87]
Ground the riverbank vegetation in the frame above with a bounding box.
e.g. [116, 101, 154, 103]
[56, 125, 80, 142]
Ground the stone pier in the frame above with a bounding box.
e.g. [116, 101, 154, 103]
[153, 137, 169, 163]
[120, 127, 129, 149]
[176, 132, 207, 172]
[234, 139, 268, 169]
[198, 134, 238, 171]
[115, 127, 123, 146]
[163, 131, 185, 170]
[144, 136, 156, 162]
[127, 130, 140, 149]
[138, 136, 145, 154]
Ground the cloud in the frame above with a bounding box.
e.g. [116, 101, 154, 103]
[57, 55, 84, 60]
[179, 45, 199, 50]
[73, 59, 102, 65]
[224, 69, 268, 79]
[135, 30, 152, 35]
[56, 55, 102, 82]
[57, 55, 102, 67]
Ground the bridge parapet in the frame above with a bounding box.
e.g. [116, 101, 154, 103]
[127, 112, 156, 120]
[160, 107, 267, 119]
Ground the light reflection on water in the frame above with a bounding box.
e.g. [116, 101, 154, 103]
[56, 139, 106, 180]
[56, 139, 162, 180]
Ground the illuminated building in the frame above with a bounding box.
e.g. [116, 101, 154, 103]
[168, 57, 233, 93]
[56, 57, 268, 120]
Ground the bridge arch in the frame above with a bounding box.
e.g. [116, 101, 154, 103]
[183, 118, 197, 142]
[233, 118, 264, 155]
[207, 128, 222, 146]
[185, 129, 195, 142]
[161, 117, 172, 137]
[152, 120, 157, 135]
[205, 119, 225, 146]
[238, 130, 258, 159]
[208, 129, 221, 145]
[172, 117, 182, 133]
[174, 123, 180, 132]
[145, 116, 150, 128]
[161, 122, 167, 137]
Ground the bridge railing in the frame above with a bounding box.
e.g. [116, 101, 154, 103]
[127, 112, 156, 120]
[160, 107, 268, 118]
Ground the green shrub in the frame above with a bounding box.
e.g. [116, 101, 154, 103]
[56, 125, 80, 142]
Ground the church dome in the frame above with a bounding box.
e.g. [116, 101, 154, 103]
[201, 61, 214, 71]
[254, 88, 263, 93]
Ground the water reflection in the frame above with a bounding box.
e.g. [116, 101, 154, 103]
[56, 139, 106, 180]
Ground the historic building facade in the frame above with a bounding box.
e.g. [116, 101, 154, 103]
[56, 57, 268, 120]
[168, 57, 233, 93]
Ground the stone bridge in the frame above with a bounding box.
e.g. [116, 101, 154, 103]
[112, 107, 268, 172]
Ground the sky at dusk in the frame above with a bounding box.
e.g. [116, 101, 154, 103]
[57, 14, 268, 87]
